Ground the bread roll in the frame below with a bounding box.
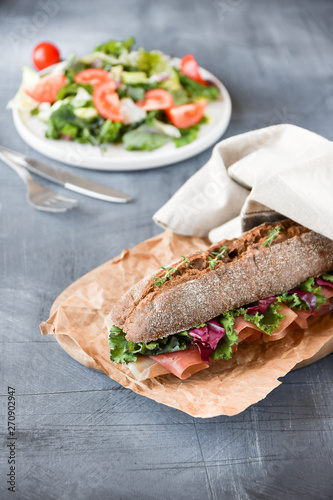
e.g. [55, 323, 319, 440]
[109, 220, 333, 343]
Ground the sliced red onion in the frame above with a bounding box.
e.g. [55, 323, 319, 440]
[246, 296, 276, 315]
[91, 59, 103, 68]
[289, 287, 317, 313]
[148, 72, 170, 83]
[114, 76, 123, 87]
[189, 320, 225, 361]
[205, 79, 217, 87]
[315, 277, 333, 289]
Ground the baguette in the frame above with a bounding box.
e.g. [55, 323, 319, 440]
[110, 220, 333, 343]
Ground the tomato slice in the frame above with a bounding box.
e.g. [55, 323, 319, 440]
[180, 54, 207, 85]
[166, 101, 207, 129]
[32, 42, 61, 71]
[136, 89, 174, 110]
[93, 82, 124, 121]
[25, 73, 67, 103]
[74, 69, 116, 89]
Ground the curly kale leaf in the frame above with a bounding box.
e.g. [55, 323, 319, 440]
[240, 301, 286, 335]
[320, 273, 333, 283]
[108, 326, 191, 364]
[209, 312, 237, 361]
[278, 277, 326, 311]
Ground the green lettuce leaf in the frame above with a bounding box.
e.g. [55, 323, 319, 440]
[45, 104, 78, 139]
[173, 124, 200, 148]
[177, 70, 219, 100]
[108, 325, 191, 364]
[122, 125, 169, 151]
[94, 36, 135, 56]
[46, 103, 103, 145]
[278, 277, 326, 310]
[61, 123, 79, 139]
[209, 311, 237, 361]
[240, 301, 286, 335]
[124, 85, 145, 101]
[97, 120, 123, 144]
[210, 342, 233, 361]
[135, 49, 169, 76]
[144, 110, 163, 126]
[56, 82, 93, 101]
[277, 291, 303, 309]
[117, 82, 159, 101]
[320, 273, 333, 283]
[220, 311, 238, 345]
[108, 326, 138, 363]
[173, 117, 207, 148]
[168, 88, 190, 106]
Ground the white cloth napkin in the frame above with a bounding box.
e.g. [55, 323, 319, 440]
[153, 124, 333, 242]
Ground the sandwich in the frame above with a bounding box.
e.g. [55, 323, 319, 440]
[105, 220, 333, 381]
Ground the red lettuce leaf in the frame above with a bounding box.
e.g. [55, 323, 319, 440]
[246, 296, 276, 315]
[315, 277, 333, 290]
[289, 287, 317, 313]
[189, 319, 225, 361]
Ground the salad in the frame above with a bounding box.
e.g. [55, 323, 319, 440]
[9, 37, 220, 152]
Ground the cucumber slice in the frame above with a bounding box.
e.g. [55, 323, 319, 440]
[121, 71, 148, 84]
[74, 107, 98, 119]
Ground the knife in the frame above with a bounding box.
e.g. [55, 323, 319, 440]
[0, 145, 131, 203]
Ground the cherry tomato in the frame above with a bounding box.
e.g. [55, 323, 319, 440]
[32, 42, 61, 71]
[74, 69, 116, 88]
[166, 100, 207, 129]
[180, 54, 207, 85]
[93, 82, 124, 121]
[25, 73, 67, 103]
[136, 89, 174, 110]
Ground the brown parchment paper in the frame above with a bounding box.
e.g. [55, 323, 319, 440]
[40, 231, 333, 418]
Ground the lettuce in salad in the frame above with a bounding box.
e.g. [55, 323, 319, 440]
[94, 36, 135, 57]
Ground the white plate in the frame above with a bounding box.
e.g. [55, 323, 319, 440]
[12, 67, 232, 171]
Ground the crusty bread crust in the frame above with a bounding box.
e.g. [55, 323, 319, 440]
[110, 220, 333, 343]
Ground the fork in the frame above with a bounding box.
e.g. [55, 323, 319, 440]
[0, 150, 78, 212]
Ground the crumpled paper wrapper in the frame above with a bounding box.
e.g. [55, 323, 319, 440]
[40, 231, 333, 418]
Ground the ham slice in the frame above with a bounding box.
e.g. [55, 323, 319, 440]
[150, 345, 209, 380]
[239, 329, 262, 342]
[235, 304, 297, 343]
[234, 316, 262, 342]
[293, 290, 333, 327]
[319, 286, 333, 300]
[262, 304, 298, 342]
[262, 323, 295, 342]
[313, 297, 333, 317]
[294, 309, 312, 329]
[234, 316, 262, 334]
